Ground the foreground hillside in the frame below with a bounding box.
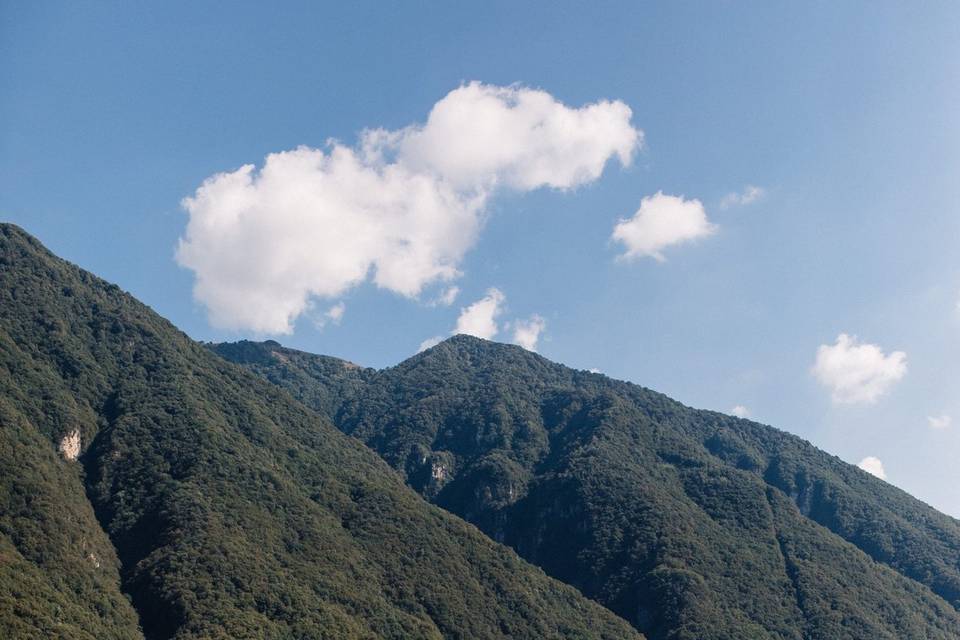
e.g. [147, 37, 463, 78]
[0, 223, 643, 639]
[214, 337, 960, 639]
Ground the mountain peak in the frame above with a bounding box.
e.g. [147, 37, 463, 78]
[0, 221, 29, 236]
[407, 333, 550, 370]
[1, 222, 49, 256]
[426, 333, 508, 352]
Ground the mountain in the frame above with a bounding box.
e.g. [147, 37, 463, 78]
[213, 337, 960, 639]
[0, 223, 643, 640]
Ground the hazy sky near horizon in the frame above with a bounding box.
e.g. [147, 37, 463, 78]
[3, 2, 960, 515]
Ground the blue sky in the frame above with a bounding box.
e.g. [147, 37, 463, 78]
[3, 2, 960, 515]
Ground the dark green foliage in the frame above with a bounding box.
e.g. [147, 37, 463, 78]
[0, 224, 642, 640]
[214, 334, 960, 639]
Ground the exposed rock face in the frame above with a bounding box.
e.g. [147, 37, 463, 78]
[58, 429, 81, 460]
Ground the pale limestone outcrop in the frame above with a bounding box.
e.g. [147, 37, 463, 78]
[58, 429, 81, 460]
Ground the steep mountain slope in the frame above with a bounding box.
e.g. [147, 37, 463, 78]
[0, 224, 643, 640]
[0, 372, 142, 640]
[214, 336, 960, 639]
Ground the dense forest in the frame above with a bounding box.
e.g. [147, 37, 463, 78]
[0, 223, 641, 639]
[214, 336, 960, 639]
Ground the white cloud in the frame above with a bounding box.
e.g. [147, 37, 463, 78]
[395, 82, 641, 192]
[928, 414, 952, 430]
[419, 288, 546, 353]
[731, 405, 751, 418]
[177, 145, 480, 333]
[719, 185, 765, 209]
[857, 456, 887, 480]
[432, 285, 460, 307]
[311, 301, 346, 330]
[418, 335, 444, 353]
[326, 302, 345, 323]
[611, 192, 716, 262]
[177, 82, 641, 333]
[454, 288, 506, 339]
[512, 314, 546, 351]
[588, 367, 602, 374]
[811, 334, 907, 404]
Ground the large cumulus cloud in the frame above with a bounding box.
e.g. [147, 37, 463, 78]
[177, 82, 641, 333]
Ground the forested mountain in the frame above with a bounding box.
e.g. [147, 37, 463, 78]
[214, 336, 960, 639]
[5, 218, 960, 640]
[0, 223, 643, 639]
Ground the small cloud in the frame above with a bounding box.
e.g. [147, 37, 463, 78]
[432, 286, 460, 307]
[731, 405, 751, 418]
[512, 314, 545, 351]
[426, 287, 547, 353]
[857, 456, 887, 480]
[611, 192, 716, 262]
[588, 367, 602, 374]
[418, 335, 444, 353]
[928, 414, 952, 430]
[454, 288, 505, 339]
[313, 301, 346, 330]
[719, 185, 765, 209]
[326, 302, 345, 323]
[811, 334, 907, 404]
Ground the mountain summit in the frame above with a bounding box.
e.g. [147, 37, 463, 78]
[215, 334, 960, 639]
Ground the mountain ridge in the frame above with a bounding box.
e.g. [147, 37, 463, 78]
[214, 335, 960, 639]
